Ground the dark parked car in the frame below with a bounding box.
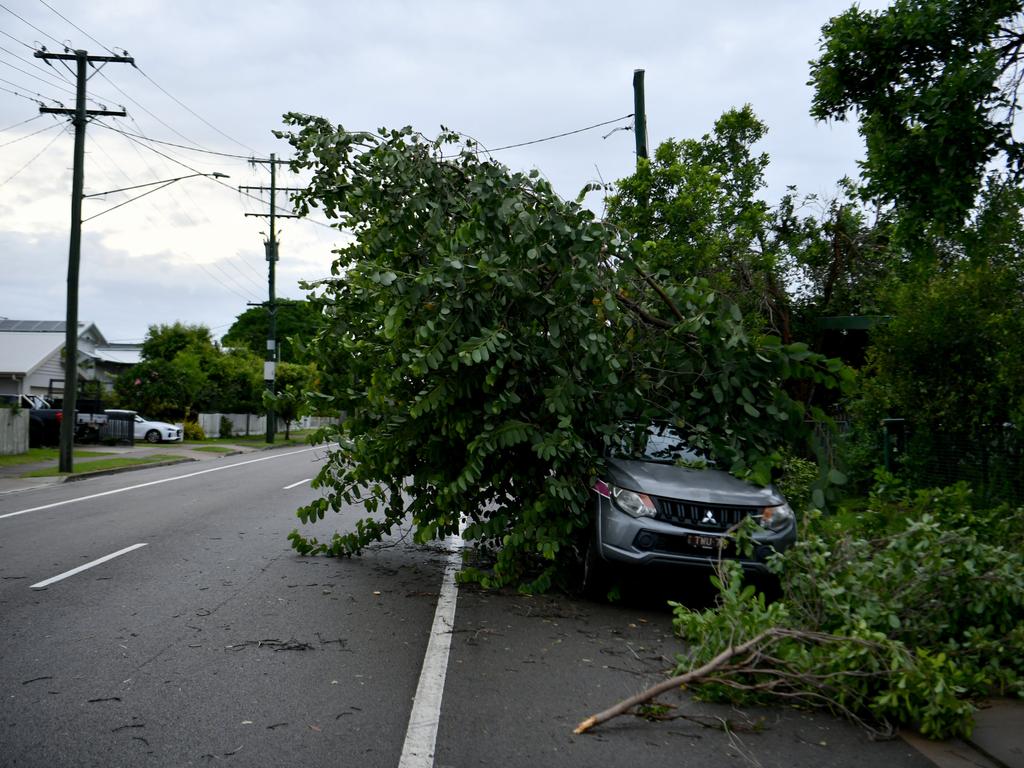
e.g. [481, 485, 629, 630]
[582, 424, 796, 595]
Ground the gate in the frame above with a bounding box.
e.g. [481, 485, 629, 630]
[100, 410, 135, 445]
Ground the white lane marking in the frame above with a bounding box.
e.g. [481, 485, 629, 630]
[282, 478, 313, 490]
[30, 543, 148, 589]
[0, 447, 320, 521]
[399, 533, 464, 768]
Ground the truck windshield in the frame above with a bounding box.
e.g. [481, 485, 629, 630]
[610, 423, 710, 465]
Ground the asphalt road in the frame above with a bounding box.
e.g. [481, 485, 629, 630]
[0, 448, 935, 768]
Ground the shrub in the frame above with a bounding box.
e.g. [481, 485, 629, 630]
[183, 420, 206, 441]
[219, 415, 233, 439]
[671, 481, 1024, 739]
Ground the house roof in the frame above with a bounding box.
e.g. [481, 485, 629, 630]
[0, 320, 119, 377]
[0, 332, 65, 376]
[0, 319, 106, 344]
[0, 320, 71, 332]
[93, 346, 143, 365]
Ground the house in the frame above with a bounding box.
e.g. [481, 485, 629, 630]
[0, 319, 143, 400]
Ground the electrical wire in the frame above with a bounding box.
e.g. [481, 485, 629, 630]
[0, 113, 42, 134]
[36, 0, 117, 55]
[0, 27, 35, 50]
[96, 120, 258, 161]
[0, 2, 64, 49]
[133, 66, 256, 154]
[0, 117, 59, 148]
[91, 124, 265, 300]
[85, 132, 261, 304]
[0, 55, 78, 99]
[95, 70, 208, 152]
[460, 113, 635, 157]
[0, 121, 66, 185]
[20, 2, 246, 164]
[0, 81, 54, 105]
[0, 42, 74, 86]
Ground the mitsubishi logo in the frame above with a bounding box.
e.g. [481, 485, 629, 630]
[701, 510, 717, 525]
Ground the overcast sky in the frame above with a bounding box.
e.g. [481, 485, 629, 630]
[0, 0, 888, 345]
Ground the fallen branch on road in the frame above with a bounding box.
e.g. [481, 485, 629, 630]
[575, 628, 780, 734]
[574, 627, 893, 738]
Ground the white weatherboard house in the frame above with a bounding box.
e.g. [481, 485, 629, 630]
[0, 320, 142, 400]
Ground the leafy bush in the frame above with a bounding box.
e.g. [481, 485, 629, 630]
[672, 481, 1024, 738]
[183, 420, 206, 441]
[219, 415, 233, 439]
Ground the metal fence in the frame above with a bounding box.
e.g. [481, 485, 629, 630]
[881, 420, 1023, 505]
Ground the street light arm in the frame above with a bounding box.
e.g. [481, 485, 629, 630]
[80, 172, 229, 223]
[83, 172, 229, 198]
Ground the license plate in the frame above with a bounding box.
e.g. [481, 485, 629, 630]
[686, 534, 718, 550]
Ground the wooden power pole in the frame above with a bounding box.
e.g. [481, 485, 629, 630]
[240, 154, 302, 443]
[36, 48, 132, 473]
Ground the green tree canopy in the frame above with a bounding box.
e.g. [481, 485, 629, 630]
[607, 106, 786, 331]
[222, 300, 321, 364]
[810, 0, 1024, 235]
[141, 322, 217, 363]
[117, 322, 263, 420]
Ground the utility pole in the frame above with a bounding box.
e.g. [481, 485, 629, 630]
[632, 68, 649, 164]
[240, 154, 301, 443]
[36, 48, 132, 473]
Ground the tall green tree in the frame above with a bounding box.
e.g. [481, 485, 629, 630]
[222, 300, 321, 364]
[607, 107, 791, 335]
[276, 117, 846, 589]
[116, 322, 263, 420]
[810, 0, 1024, 236]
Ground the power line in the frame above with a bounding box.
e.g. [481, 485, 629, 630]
[95, 70, 209, 152]
[133, 65, 256, 154]
[0, 2, 64, 48]
[89, 123, 264, 302]
[85, 132, 261, 304]
[469, 113, 635, 155]
[0, 122, 66, 186]
[36, 0, 117, 55]
[0, 28, 34, 50]
[0, 80, 55, 105]
[97, 119, 257, 160]
[0, 55, 78, 98]
[0, 113, 42, 133]
[0, 117, 58, 148]
[0, 42, 76, 88]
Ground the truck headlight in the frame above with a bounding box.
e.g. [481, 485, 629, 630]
[612, 486, 658, 518]
[760, 502, 795, 531]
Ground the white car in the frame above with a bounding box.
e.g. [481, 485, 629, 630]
[135, 414, 183, 443]
[106, 410, 183, 443]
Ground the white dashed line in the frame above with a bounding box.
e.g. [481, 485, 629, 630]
[30, 543, 148, 589]
[283, 478, 313, 490]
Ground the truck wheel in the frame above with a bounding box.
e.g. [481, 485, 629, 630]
[145, 430, 161, 444]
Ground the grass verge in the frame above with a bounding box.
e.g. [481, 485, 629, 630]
[23, 454, 185, 477]
[0, 448, 107, 468]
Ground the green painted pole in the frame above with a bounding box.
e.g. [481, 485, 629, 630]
[58, 50, 88, 474]
[633, 69, 648, 164]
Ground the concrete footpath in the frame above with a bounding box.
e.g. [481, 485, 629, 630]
[0, 440, 1020, 767]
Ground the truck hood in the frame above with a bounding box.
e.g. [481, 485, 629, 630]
[606, 458, 785, 507]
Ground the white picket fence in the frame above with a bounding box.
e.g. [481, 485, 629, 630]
[197, 413, 342, 438]
[0, 409, 29, 455]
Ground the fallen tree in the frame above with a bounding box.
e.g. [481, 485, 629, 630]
[275, 116, 846, 590]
